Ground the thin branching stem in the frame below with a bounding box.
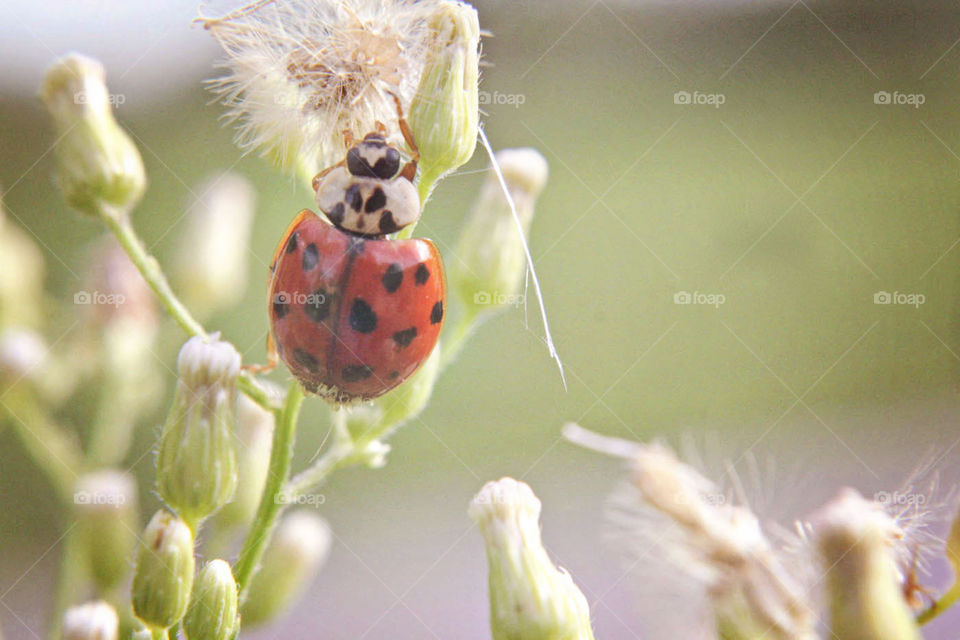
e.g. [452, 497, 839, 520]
[233, 380, 303, 598]
[917, 581, 960, 625]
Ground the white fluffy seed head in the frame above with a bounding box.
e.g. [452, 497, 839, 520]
[201, 0, 446, 177]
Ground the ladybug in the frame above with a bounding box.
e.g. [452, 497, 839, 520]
[261, 102, 445, 403]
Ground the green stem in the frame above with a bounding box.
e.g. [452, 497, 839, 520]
[918, 580, 960, 625]
[97, 206, 280, 413]
[99, 208, 205, 337]
[439, 309, 480, 371]
[395, 173, 440, 240]
[283, 442, 359, 500]
[47, 526, 82, 640]
[233, 380, 303, 598]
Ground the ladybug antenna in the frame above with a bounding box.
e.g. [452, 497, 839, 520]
[478, 125, 566, 390]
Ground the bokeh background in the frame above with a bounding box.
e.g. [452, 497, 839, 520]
[3, 0, 960, 638]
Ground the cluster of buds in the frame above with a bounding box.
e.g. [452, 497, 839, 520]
[156, 335, 240, 528]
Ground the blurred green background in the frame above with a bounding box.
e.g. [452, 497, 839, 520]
[3, 1, 960, 638]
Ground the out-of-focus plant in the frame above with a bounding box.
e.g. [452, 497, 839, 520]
[17, 1, 570, 638]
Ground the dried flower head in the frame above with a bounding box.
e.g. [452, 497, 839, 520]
[201, 0, 457, 177]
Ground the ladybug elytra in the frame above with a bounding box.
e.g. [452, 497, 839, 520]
[262, 100, 445, 403]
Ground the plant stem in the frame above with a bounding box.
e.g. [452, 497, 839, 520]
[918, 581, 960, 625]
[99, 207, 205, 337]
[439, 309, 480, 371]
[284, 442, 359, 500]
[97, 205, 280, 412]
[233, 380, 303, 597]
[47, 526, 82, 640]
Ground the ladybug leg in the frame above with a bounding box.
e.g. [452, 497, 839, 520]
[342, 129, 355, 148]
[374, 120, 388, 136]
[244, 333, 278, 374]
[311, 161, 344, 193]
[388, 92, 420, 183]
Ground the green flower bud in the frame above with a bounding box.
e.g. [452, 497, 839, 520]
[469, 478, 595, 640]
[39, 53, 145, 218]
[241, 511, 331, 627]
[408, 1, 479, 192]
[182, 560, 239, 640]
[214, 394, 274, 529]
[132, 510, 195, 630]
[813, 488, 921, 640]
[452, 149, 548, 318]
[73, 470, 138, 590]
[62, 600, 118, 640]
[156, 335, 240, 527]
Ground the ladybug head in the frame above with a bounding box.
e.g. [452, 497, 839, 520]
[346, 135, 402, 180]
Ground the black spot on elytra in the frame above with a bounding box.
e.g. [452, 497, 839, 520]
[389, 370, 400, 379]
[415, 263, 430, 285]
[285, 232, 299, 254]
[272, 294, 289, 319]
[349, 298, 377, 333]
[345, 184, 363, 212]
[304, 288, 332, 323]
[382, 263, 403, 293]
[392, 327, 417, 348]
[430, 300, 443, 324]
[293, 348, 319, 373]
[342, 364, 374, 382]
[301, 243, 319, 271]
[379, 210, 397, 234]
[328, 202, 345, 226]
[365, 188, 386, 213]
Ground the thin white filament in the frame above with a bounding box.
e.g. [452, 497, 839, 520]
[478, 125, 566, 389]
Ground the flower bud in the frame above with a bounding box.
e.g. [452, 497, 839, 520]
[62, 600, 118, 640]
[452, 149, 548, 317]
[39, 54, 145, 218]
[214, 394, 274, 528]
[132, 510, 195, 630]
[73, 470, 138, 590]
[182, 560, 239, 640]
[241, 511, 331, 627]
[408, 1, 479, 191]
[813, 488, 921, 640]
[156, 335, 240, 526]
[469, 478, 595, 640]
[174, 173, 256, 318]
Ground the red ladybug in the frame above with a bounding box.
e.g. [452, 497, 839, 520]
[263, 106, 444, 403]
